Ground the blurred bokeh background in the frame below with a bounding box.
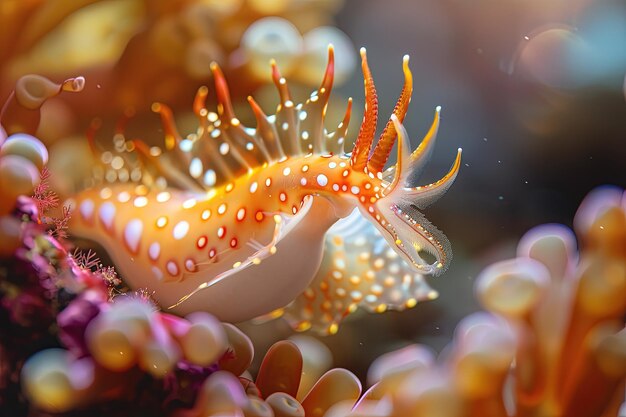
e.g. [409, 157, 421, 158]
[2, 0, 625, 380]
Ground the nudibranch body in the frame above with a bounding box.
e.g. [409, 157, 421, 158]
[69, 47, 461, 323]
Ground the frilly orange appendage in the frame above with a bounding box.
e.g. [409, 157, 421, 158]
[368, 55, 413, 173]
[350, 48, 378, 172]
[210, 63, 237, 122]
[151, 102, 181, 151]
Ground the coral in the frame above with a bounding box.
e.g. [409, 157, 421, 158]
[21, 297, 229, 413]
[174, 338, 361, 417]
[324, 186, 625, 417]
[1, 0, 353, 120]
[0, 72, 83, 226]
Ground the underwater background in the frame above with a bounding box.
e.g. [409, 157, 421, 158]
[1, 0, 625, 416]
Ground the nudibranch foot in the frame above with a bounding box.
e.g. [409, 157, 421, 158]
[69, 45, 460, 323]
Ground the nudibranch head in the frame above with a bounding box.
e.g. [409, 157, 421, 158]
[69, 45, 460, 322]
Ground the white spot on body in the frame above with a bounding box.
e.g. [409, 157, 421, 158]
[204, 170, 217, 186]
[317, 174, 328, 187]
[250, 182, 258, 193]
[166, 261, 179, 276]
[219, 143, 229, 155]
[98, 202, 116, 230]
[182, 199, 196, 209]
[185, 259, 196, 272]
[149, 242, 160, 260]
[118, 192, 131, 203]
[173, 221, 190, 240]
[99, 188, 112, 199]
[124, 219, 143, 253]
[79, 199, 94, 221]
[189, 158, 203, 178]
[156, 192, 171, 203]
[179, 139, 193, 152]
[134, 196, 148, 208]
[152, 266, 164, 281]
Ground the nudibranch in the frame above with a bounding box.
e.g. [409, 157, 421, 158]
[68, 46, 461, 323]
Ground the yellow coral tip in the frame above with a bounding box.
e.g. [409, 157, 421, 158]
[151, 103, 161, 112]
[359, 47, 367, 56]
[436, 105, 442, 112]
